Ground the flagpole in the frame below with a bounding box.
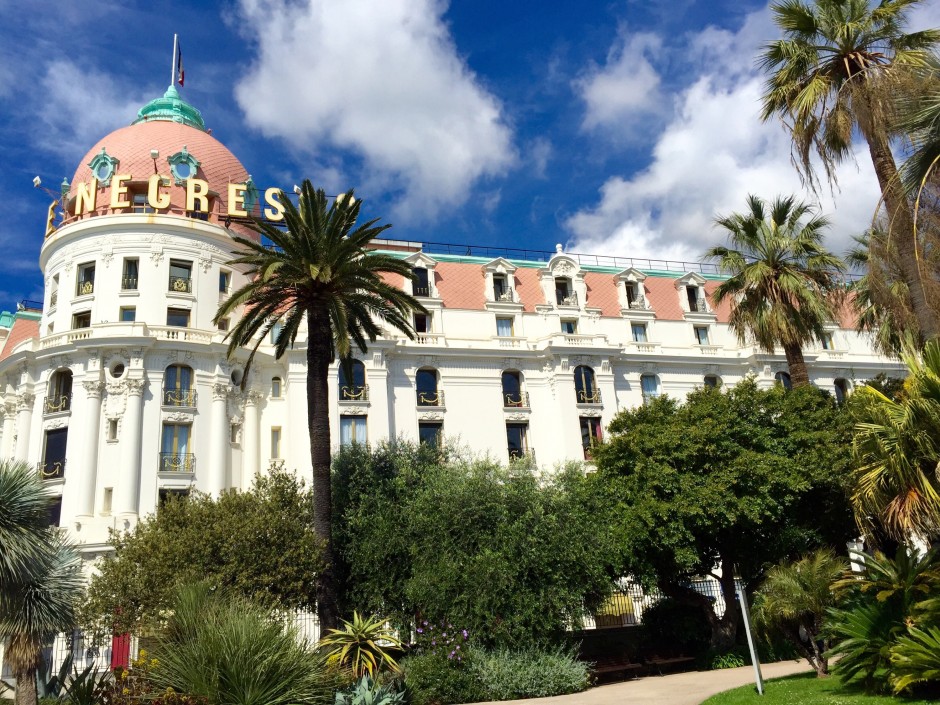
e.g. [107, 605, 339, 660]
[171, 34, 178, 88]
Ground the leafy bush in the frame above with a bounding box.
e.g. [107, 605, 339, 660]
[707, 651, 747, 670]
[470, 646, 589, 700]
[641, 597, 711, 658]
[148, 584, 337, 705]
[401, 651, 482, 705]
[334, 675, 405, 705]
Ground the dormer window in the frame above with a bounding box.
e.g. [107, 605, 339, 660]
[413, 267, 430, 297]
[625, 282, 638, 306]
[555, 278, 576, 306]
[675, 273, 712, 316]
[493, 274, 509, 301]
[615, 268, 651, 314]
[686, 285, 704, 312]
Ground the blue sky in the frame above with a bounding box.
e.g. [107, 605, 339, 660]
[1, 0, 938, 307]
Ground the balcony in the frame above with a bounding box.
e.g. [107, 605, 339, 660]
[577, 389, 603, 405]
[122, 276, 138, 290]
[508, 447, 536, 463]
[503, 391, 530, 409]
[626, 340, 659, 354]
[628, 297, 650, 311]
[160, 453, 196, 473]
[696, 344, 721, 356]
[340, 385, 369, 401]
[163, 388, 197, 407]
[556, 292, 579, 307]
[413, 285, 431, 297]
[493, 289, 516, 303]
[168, 275, 193, 293]
[691, 299, 709, 313]
[76, 280, 94, 296]
[416, 390, 445, 407]
[44, 394, 71, 414]
[414, 332, 444, 345]
[38, 460, 65, 480]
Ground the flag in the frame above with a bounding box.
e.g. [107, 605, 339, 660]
[176, 41, 185, 87]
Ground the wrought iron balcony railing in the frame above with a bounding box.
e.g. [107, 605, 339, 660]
[577, 388, 603, 404]
[692, 298, 708, 313]
[38, 460, 65, 480]
[50, 291, 58, 307]
[556, 292, 578, 307]
[502, 391, 530, 408]
[416, 390, 445, 407]
[160, 452, 196, 473]
[122, 276, 138, 290]
[413, 285, 431, 297]
[340, 385, 369, 401]
[76, 280, 94, 296]
[44, 394, 71, 414]
[163, 388, 197, 407]
[168, 276, 193, 293]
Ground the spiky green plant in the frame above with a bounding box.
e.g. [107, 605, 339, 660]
[215, 181, 426, 631]
[891, 625, 940, 693]
[318, 612, 403, 679]
[0, 460, 56, 589]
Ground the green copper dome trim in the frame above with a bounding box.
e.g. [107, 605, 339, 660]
[133, 86, 206, 131]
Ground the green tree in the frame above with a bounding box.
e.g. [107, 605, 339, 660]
[0, 461, 83, 705]
[706, 194, 844, 387]
[215, 181, 425, 630]
[852, 340, 940, 542]
[760, 0, 940, 340]
[333, 441, 621, 647]
[81, 470, 324, 635]
[752, 549, 848, 676]
[591, 379, 855, 651]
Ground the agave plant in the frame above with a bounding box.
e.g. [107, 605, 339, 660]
[333, 675, 405, 705]
[318, 612, 403, 679]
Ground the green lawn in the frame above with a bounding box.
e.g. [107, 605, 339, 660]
[701, 672, 936, 705]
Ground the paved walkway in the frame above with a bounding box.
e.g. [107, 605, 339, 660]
[471, 659, 812, 705]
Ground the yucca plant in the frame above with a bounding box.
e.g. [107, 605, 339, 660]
[318, 612, 403, 679]
[891, 625, 940, 693]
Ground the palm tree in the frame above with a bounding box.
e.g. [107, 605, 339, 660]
[215, 181, 426, 630]
[760, 0, 940, 341]
[0, 461, 84, 705]
[753, 548, 848, 676]
[706, 194, 845, 387]
[852, 340, 940, 542]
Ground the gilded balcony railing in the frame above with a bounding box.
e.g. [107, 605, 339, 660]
[577, 388, 603, 404]
[163, 388, 197, 407]
[502, 391, 529, 408]
[340, 385, 369, 401]
[37, 460, 65, 480]
[159, 452, 196, 473]
[168, 276, 193, 293]
[44, 394, 71, 414]
[76, 280, 94, 296]
[416, 390, 445, 407]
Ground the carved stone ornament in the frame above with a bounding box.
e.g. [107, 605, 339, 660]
[505, 412, 529, 421]
[43, 418, 68, 430]
[212, 383, 230, 401]
[704, 364, 719, 375]
[553, 261, 574, 275]
[245, 389, 264, 405]
[82, 380, 105, 400]
[150, 246, 165, 266]
[580, 408, 602, 418]
[601, 359, 612, 373]
[17, 394, 35, 412]
[418, 411, 443, 421]
[372, 351, 384, 368]
[165, 411, 194, 423]
[125, 379, 146, 396]
[341, 406, 366, 416]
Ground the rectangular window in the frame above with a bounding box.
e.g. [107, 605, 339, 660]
[579, 417, 602, 459]
[120, 306, 136, 322]
[132, 191, 153, 214]
[166, 308, 190, 327]
[72, 311, 91, 329]
[46, 498, 62, 527]
[50, 274, 59, 308]
[493, 274, 508, 301]
[496, 317, 514, 337]
[418, 421, 443, 447]
[219, 270, 231, 294]
[271, 427, 282, 458]
[625, 282, 637, 305]
[694, 326, 709, 345]
[230, 424, 239, 443]
[414, 313, 430, 333]
[641, 374, 660, 402]
[561, 319, 577, 334]
[413, 268, 430, 297]
[102, 488, 113, 514]
[506, 423, 529, 460]
[217, 318, 230, 332]
[631, 323, 647, 343]
[41, 428, 68, 480]
[686, 285, 699, 310]
[76, 262, 95, 296]
[271, 377, 282, 398]
[159, 488, 190, 508]
[122, 258, 139, 290]
[169, 260, 193, 293]
[107, 419, 118, 441]
[821, 333, 834, 350]
[340, 416, 368, 446]
[270, 321, 283, 344]
[161, 423, 191, 454]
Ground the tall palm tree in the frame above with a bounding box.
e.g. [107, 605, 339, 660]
[215, 181, 426, 630]
[706, 194, 845, 387]
[0, 461, 84, 705]
[852, 340, 940, 542]
[760, 0, 940, 341]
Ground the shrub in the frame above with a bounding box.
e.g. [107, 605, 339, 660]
[641, 597, 711, 658]
[318, 612, 403, 679]
[149, 584, 337, 705]
[401, 651, 482, 705]
[707, 650, 747, 670]
[470, 646, 589, 700]
[891, 626, 940, 693]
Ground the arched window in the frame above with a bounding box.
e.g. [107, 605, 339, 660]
[416, 368, 442, 406]
[501, 370, 527, 408]
[339, 360, 367, 401]
[164, 364, 196, 406]
[46, 369, 72, 413]
[775, 371, 792, 391]
[703, 375, 721, 389]
[834, 378, 849, 404]
[574, 366, 599, 403]
[271, 376, 282, 398]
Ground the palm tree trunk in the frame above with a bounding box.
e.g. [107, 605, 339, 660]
[14, 665, 37, 705]
[783, 343, 810, 387]
[307, 306, 339, 632]
[864, 120, 938, 341]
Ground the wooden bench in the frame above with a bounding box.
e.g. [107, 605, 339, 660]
[589, 655, 644, 680]
[645, 655, 696, 674]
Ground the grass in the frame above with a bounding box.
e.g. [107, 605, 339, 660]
[701, 672, 937, 704]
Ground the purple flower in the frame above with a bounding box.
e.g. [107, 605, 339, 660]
[432, 640, 436, 646]
[422, 621, 428, 626]
[416, 628, 423, 634]
[462, 630, 468, 638]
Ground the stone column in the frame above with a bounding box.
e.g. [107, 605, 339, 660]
[14, 393, 35, 462]
[116, 379, 146, 520]
[1, 401, 15, 459]
[208, 383, 229, 496]
[242, 389, 262, 488]
[76, 381, 105, 518]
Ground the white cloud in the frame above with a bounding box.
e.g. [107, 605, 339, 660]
[566, 7, 884, 264]
[577, 31, 664, 138]
[233, 0, 515, 222]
